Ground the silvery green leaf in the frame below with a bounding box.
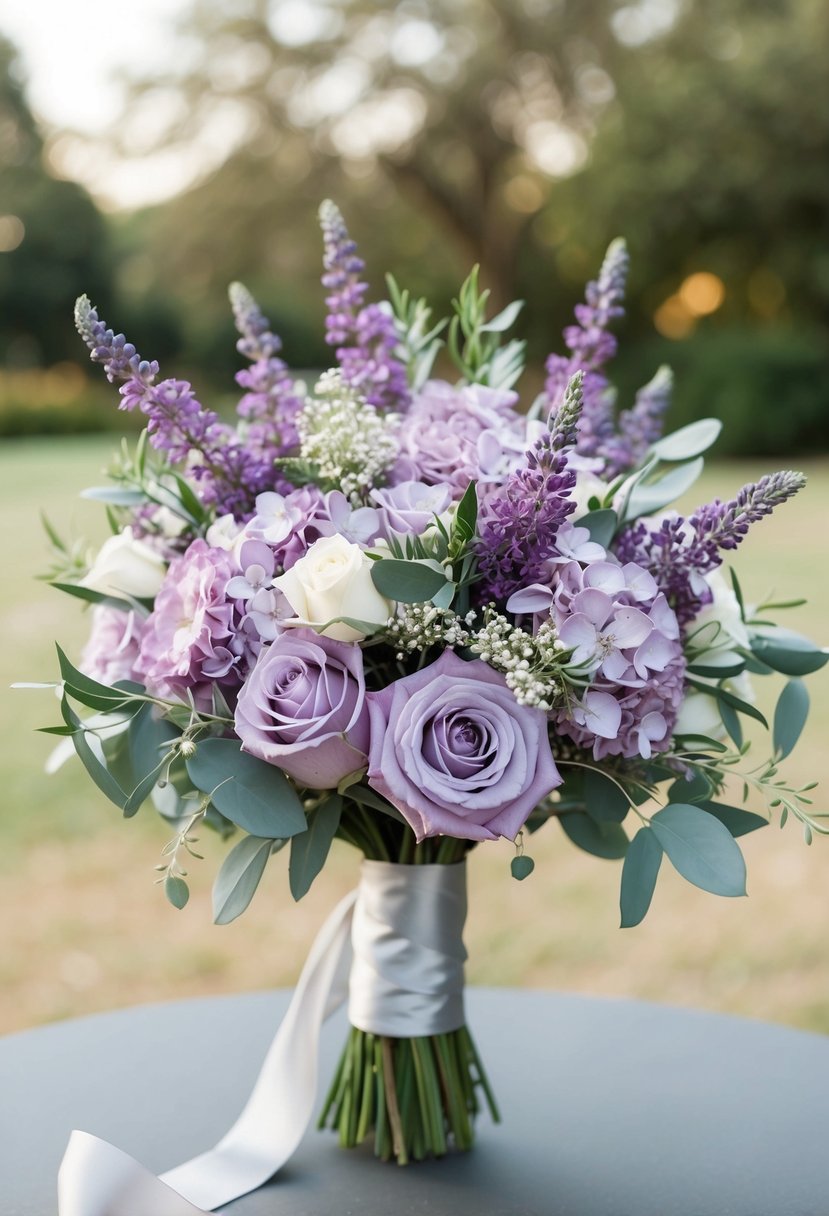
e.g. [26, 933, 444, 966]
[620, 827, 663, 927]
[622, 457, 705, 520]
[560, 812, 628, 859]
[773, 679, 809, 760]
[212, 835, 273, 924]
[186, 738, 306, 838]
[289, 795, 342, 901]
[650, 418, 722, 462]
[650, 804, 747, 897]
[480, 299, 524, 333]
[370, 558, 449, 603]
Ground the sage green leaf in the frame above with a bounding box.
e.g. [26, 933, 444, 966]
[289, 795, 342, 901]
[623, 457, 704, 519]
[686, 653, 747, 679]
[60, 696, 129, 810]
[559, 812, 628, 859]
[750, 629, 829, 677]
[164, 876, 190, 910]
[582, 767, 630, 824]
[668, 771, 712, 804]
[57, 645, 143, 714]
[51, 582, 136, 613]
[620, 827, 663, 928]
[578, 508, 617, 549]
[370, 558, 448, 603]
[773, 679, 809, 760]
[129, 707, 180, 789]
[454, 481, 478, 542]
[686, 677, 768, 728]
[186, 738, 306, 838]
[80, 486, 147, 506]
[212, 834, 273, 924]
[719, 700, 743, 749]
[650, 804, 747, 897]
[510, 855, 535, 880]
[699, 801, 769, 838]
[650, 418, 722, 462]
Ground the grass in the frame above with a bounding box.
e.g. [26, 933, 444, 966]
[1, 435, 828, 1036]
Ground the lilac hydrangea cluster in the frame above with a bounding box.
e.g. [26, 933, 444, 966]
[616, 470, 807, 625]
[550, 558, 686, 761]
[543, 242, 672, 478]
[319, 200, 409, 411]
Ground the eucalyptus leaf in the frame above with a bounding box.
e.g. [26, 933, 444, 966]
[577, 508, 617, 549]
[370, 558, 449, 604]
[773, 679, 809, 761]
[686, 652, 747, 679]
[80, 486, 147, 506]
[164, 876, 190, 910]
[686, 677, 768, 728]
[668, 771, 712, 804]
[620, 827, 663, 928]
[582, 768, 631, 824]
[622, 457, 705, 520]
[719, 700, 743, 749]
[289, 795, 342, 901]
[559, 812, 628, 859]
[186, 738, 306, 838]
[650, 418, 722, 463]
[60, 696, 130, 810]
[650, 804, 747, 897]
[212, 835, 274, 924]
[51, 582, 137, 613]
[699, 801, 769, 838]
[57, 645, 142, 715]
[750, 629, 829, 677]
[510, 855, 535, 881]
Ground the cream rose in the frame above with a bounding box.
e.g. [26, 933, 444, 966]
[81, 528, 166, 599]
[273, 534, 392, 642]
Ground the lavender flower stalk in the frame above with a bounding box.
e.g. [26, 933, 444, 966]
[606, 365, 673, 473]
[229, 282, 303, 462]
[617, 470, 807, 624]
[477, 373, 583, 602]
[319, 200, 410, 411]
[75, 295, 159, 387]
[544, 239, 628, 464]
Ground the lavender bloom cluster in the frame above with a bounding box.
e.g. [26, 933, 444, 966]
[67, 203, 813, 874]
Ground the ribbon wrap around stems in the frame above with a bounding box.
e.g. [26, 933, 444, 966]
[57, 860, 468, 1216]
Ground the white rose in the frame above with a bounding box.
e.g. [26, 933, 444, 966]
[688, 570, 750, 652]
[273, 534, 393, 642]
[675, 691, 725, 740]
[81, 528, 166, 599]
[570, 470, 610, 520]
[205, 513, 244, 554]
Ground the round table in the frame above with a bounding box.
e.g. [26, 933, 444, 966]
[2, 988, 828, 1215]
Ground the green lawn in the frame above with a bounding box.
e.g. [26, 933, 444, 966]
[2, 435, 828, 1035]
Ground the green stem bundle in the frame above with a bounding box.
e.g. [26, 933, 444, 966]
[318, 1024, 500, 1164]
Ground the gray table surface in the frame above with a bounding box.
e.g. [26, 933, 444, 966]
[2, 988, 828, 1216]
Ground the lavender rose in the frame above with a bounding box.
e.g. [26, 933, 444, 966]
[235, 628, 370, 789]
[366, 650, 562, 842]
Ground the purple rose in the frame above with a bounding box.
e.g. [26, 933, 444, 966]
[366, 650, 562, 842]
[369, 480, 453, 539]
[234, 628, 370, 789]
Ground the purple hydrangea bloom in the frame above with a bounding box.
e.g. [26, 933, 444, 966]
[391, 379, 524, 498]
[551, 559, 686, 761]
[370, 480, 453, 539]
[135, 540, 242, 711]
[80, 607, 145, 687]
[319, 200, 410, 411]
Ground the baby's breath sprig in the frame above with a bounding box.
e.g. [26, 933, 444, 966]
[468, 608, 569, 710]
[295, 370, 398, 499]
[387, 603, 475, 661]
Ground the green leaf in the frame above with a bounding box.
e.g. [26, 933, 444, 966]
[480, 298, 523, 333]
[559, 812, 628, 859]
[699, 801, 769, 838]
[623, 457, 705, 519]
[582, 768, 631, 824]
[686, 677, 768, 728]
[620, 827, 664, 927]
[80, 486, 147, 506]
[672, 733, 728, 754]
[60, 696, 130, 810]
[212, 835, 274, 924]
[668, 772, 712, 804]
[186, 738, 306, 838]
[370, 558, 448, 603]
[510, 855, 535, 881]
[773, 679, 809, 760]
[719, 700, 743, 749]
[289, 795, 342, 901]
[650, 804, 747, 897]
[577, 509, 617, 549]
[454, 481, 478, 543]
[345, 784, 407, 823]
[129, 707, 180, 790]
[171, 471, 208, 524]
[56, 645, 142, 714]
[431, 581, 456, 610]
[164, 876, 190, 910]
[650, 418, 722, 462]
[750, 629, 829, 677]
[686, 653, 747, 679]
[50, 582, 137, 613]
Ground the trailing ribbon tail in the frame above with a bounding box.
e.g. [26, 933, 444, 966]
[57, 888, 358, 1216]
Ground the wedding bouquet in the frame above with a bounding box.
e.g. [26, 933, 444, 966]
[38, 202, 825, 1169]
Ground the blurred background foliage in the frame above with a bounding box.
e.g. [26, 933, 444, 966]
[1, 0, 828, 443]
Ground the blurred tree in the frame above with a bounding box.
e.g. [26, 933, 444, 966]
[0, 36, 113, 367]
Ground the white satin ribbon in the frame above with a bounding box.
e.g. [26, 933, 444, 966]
[57, 860, 467, 1215]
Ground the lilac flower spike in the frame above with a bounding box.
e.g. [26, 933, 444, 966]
[229, 281, 303, 460]
[617, 470, 807, 625]
[74, 295, 159, 386]
[319, 200, 410, 411]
